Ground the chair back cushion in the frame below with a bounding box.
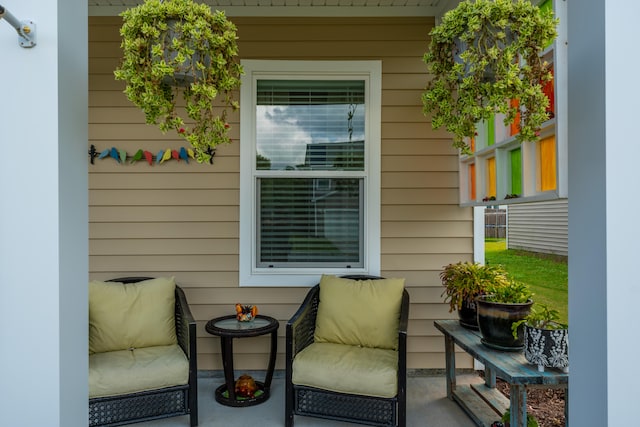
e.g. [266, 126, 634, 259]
[89, 277, 177, 354]
[314, 275, 405, 350]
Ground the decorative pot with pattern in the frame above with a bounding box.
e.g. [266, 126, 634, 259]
[523, 325, 569, 372]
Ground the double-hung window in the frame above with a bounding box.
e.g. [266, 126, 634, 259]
[239, 60, 381, 286]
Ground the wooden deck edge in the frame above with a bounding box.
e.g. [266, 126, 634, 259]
[452, 385, 504, 427]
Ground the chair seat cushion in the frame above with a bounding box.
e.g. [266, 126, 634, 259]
[314, 275, 405, 350]
[89, 344, 189, 398]
[292, 342, 398, 398]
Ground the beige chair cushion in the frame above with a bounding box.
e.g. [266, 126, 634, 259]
[314, 275, 405, 350]
[89, 344, 189, 398]
[89, 277, 177, 354]
[292, 342, 398, 398]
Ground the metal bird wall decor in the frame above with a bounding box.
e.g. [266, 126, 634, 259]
[88, 145, 216, 165]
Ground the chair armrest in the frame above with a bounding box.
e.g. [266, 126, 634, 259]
[286, 285, 320, 359]
[175, 286, 196, 361]
[397, 289, 410, 400]
[398, 289, 410, 339]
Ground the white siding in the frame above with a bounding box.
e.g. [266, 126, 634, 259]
[507, 199, 568, 256]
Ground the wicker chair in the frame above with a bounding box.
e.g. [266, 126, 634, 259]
[88, 277, 198, 427]
[285, 275, 409, 427]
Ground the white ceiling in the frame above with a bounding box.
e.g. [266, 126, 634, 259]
[88, 0, 457, 17]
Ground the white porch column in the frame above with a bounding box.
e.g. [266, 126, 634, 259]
[568, 1, 640, 425]
[0, 1, 88, 426]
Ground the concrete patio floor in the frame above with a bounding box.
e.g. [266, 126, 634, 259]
[135, 371, 482, 427]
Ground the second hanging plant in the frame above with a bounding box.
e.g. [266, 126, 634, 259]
[422, 0, 558, 153]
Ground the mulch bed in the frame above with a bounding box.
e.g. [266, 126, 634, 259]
[495, 377, 565, 427]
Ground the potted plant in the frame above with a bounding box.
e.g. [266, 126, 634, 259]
[476, 279, 533, 350]
[421, 0, 558, 153]
[440, 261, 511, 329]
[114, 0, 243, 163]
[512, 304, 568, 372]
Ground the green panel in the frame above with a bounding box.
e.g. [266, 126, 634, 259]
[510, 148, 522, 195]
[487, 115, 495, 146]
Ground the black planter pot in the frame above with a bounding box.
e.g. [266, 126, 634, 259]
[476, 297, 533, 351]
[523, 326, 569, 372]
[458, 297, 479, 330]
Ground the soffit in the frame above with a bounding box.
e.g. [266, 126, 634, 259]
[88, 0, 456, 17]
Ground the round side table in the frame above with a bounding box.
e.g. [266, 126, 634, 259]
[205, 314, 279, 407]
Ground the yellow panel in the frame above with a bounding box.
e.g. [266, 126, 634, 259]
[486, 157, 496, 198]
[538, 135, 557, 191]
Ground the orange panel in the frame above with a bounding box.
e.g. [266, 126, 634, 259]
[538, 135, 557, 191]
[469, 163, 476, 200]
[510, 99, 520, 136]
[487, 157, 496, 198]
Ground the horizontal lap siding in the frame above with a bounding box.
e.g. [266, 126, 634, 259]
[88, 16, 473, 370]
[507, 200, 568, 256]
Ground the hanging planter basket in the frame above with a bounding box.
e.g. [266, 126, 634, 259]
[114, 0, 243, 163]
[422, 0, 558, 153]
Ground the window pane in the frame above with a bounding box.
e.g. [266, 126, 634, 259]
[257, 178, 363, 267]
[256, 80, 365, 171]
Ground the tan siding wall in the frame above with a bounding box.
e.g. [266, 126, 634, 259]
[88, 16, 474, 371]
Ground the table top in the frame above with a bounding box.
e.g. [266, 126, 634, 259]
[205, 314, 279, 338]
[434, 319, 568, 386]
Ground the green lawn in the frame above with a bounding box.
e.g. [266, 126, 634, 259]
[485, 238, 568, 324]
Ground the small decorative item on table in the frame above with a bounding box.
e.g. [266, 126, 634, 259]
[235, 374, 259, 398]
[235, 303, 258, 322]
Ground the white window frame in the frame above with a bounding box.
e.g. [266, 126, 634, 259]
[239, 60, 381, 287]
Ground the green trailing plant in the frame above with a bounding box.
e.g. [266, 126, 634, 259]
[422, 0, 558, 153]
[511, 303, 567, 338]
[114, 0, 243, 163]
[440, 261, 511, 312]
[483, 279, 533, 304]
[501, 409, 539, 427]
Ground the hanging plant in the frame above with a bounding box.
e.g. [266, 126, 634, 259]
[422, 0, 558, 153]
[114, 0, 243, 163]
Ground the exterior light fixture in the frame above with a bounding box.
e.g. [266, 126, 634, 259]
[0, 4, 36, 48]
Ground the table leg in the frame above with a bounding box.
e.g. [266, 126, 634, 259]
[484, 365, 496, 388]
[444, 335, 456, 399]
[264, 329, 278, 391]
[510, 384, 527, 427]
[220, 337, 236, 400]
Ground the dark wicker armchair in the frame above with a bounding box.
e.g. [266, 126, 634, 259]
[285, 275, 409, 427]
[88, 277, 198, 427]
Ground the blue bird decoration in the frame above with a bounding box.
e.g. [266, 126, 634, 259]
[110, 147, 120, 163]
[179, 147, 189, 164]
[98, 148, 110, 160]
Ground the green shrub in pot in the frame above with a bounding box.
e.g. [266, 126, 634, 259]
[440, 262, 510, 329]
[476, 279, 533, 350]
